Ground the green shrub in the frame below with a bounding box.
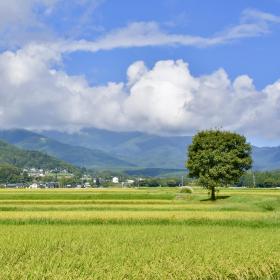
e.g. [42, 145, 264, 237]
[180, 187, 193, 194]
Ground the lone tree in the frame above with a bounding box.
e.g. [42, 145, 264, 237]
[186, 130, 252, 200]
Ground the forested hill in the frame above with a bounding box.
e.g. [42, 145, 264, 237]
[0, 140, 78, 172]
[0, 129, 135, 169]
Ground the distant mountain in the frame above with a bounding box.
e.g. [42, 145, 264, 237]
[0, 130, 134, 169]
[42, 128, 193, 169]
[252, 146, 280, 170]
[2, 128, 280, 171]
[0, 140, 77, 171]
[41, 128, 280, 171]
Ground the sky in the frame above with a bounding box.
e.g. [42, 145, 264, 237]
[0, 0, 280, 146]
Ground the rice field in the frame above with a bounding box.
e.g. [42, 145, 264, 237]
[0, 187, 279, 279]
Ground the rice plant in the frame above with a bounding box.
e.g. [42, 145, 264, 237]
[0, 187, 279, 279]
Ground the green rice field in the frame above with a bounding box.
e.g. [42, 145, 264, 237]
[0, 187, 279, 279]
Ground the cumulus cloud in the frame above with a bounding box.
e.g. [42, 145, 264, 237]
[0, 6, 280, 139]
[1, 46, 280, 139]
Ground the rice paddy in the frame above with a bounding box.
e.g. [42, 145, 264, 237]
[0, 187, 279, 279]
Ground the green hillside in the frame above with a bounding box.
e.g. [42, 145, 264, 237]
[0, 130, 134, 169]
[0, 140, 77, 172]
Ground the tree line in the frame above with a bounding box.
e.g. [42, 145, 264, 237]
[238, 170, 280, 188]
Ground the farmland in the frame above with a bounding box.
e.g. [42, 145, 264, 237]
[0, 187, 279, 279]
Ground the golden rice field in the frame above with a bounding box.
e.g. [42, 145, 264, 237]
[0, 187, 279, 279]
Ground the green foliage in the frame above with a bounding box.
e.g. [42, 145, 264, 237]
[125, 168, 186, 177]
[179, 187, 193, 193]
[0, 164, 32, 184]
[239, 170, 280, 188]
[59, 176, 80, 188]
[39, 175, 56, 182]
[0, 164, 22, 183]
[187, 130, 252, 199]
[137, 177, 186, 187]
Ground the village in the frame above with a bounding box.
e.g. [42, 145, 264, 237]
[1, 167, 141, 189]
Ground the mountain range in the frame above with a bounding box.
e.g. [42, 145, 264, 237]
[41, 128, 193, 169]
[0, 128, 280, 171]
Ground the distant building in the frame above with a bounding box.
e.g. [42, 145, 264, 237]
[5, 183, 24, 188]
[112, 177, 119, 184]
[27, 168, 45, 177]
[126, 179, 135, 184]
[82, 174, 92, 180]
[29, 183, 38, 189]
[45, 182, 59, 188]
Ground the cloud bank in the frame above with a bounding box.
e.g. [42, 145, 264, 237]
[1, 46, 280, 139]
[0, 4, 280, 139]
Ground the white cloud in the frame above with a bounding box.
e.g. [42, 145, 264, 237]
[0, 0, 106, 47]
[0, 6, 279, 51]
[58, 9, 280, 52]
[0, 0, 58, 30]
[0, 0, 58, 47]
[242, 9, 280, 24]
[0, 6, 280, 139]
[1, 46, 280, 140]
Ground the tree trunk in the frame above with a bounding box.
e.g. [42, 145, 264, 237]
[210, 186, 216, 200]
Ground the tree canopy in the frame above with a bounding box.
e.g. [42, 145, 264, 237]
[0, 164, 30, 184]
[186, 130, 252, 200]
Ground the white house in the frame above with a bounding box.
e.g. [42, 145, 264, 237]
[29, 183, 38, 189]
[112, 177, 119, 184]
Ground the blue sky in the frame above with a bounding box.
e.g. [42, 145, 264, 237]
[59, 0, 280, 89]
[0, 0, 280, 146]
